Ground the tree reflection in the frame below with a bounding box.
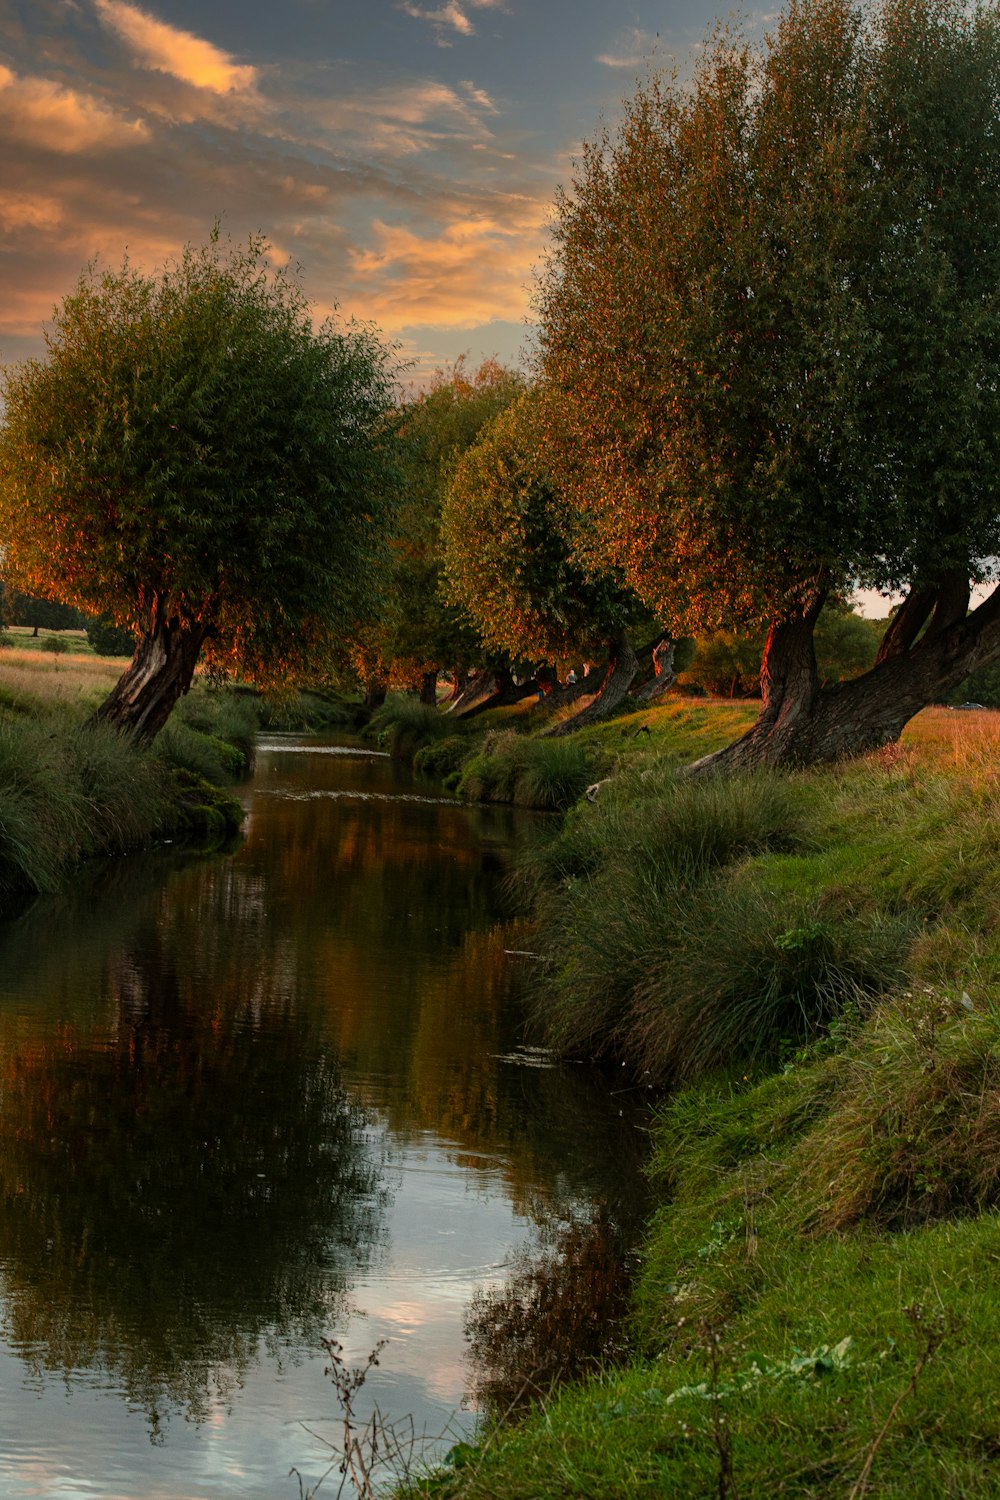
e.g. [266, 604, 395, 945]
[0, 917, 388, 1431]
[464, 1206, 638, 1418]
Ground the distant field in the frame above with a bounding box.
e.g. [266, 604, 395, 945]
[0, 636, 126, 711]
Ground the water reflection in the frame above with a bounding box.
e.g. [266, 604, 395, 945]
[0, 904, 386, 1431]
[0, 738, 650, 1498]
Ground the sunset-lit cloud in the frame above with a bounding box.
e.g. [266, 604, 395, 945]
[92, 0, 258, 95]
[0, 64, 149, 152]
[399, 0, 506, 48]
[0, 0, 722, 382]
[349, 202, 548, 329]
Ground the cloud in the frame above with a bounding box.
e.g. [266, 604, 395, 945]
[399, 0, 505, 48]
[0, 64, 149, 152]
[92, 0, 257, 94]
[348, 200, 547, 330]
[597, 27, 661, 69]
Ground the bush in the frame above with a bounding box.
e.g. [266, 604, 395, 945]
[792, 987, 1000, 1231]
[41, 635, 69, 654]
[413, 734, 470, 780]
[522, 769, 903, 1079]
[86, 614, 136, 657]
[0, 714, 168, 896]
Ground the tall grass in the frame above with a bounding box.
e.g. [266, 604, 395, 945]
[0, 713, 169, 896]
[365, 696, 458, 762]
[458, 730, 595, 810]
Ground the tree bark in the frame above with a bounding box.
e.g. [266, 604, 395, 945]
[455, 665, 537, 720]
[418, 669, 438, 707]
[689, 577, 1000, 775]
[363, 680, 387, 712]
[545, 634, 639, 736]
[631, 635, 677, 702]
[90, 597, 209, 744]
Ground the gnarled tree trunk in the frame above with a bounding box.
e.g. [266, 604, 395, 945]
[419, 669, 438, 706]
[689, 572, 1000, 775]
[455, 665, 537, 720]
[90, 597, 209, 744]
[546, 634, 639, 736]
[632, 635, 676, 702]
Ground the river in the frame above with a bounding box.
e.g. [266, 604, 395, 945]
[0, 735, 650, 1498]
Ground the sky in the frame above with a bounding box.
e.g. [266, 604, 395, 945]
[0, 0, 763, 389]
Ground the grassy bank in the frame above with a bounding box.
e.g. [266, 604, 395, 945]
[0, 646, 257, 900]
[385, 702, 1000, 1498]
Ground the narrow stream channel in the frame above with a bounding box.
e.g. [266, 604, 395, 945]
[0, 736, 650, 1498]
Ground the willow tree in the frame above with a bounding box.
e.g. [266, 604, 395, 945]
[389, 357, 525, 704]
[538, 0, 1000, 769]
[442, 391, 655, 727]
[0, 233, 398, 741]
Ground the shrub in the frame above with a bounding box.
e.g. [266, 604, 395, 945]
[458, 731, 595, 810]
[792, 987, 1000, 1231]
[522, 770, 904, 1079]
[413, 734, 470, 780]
[41, 635, 69, 654]
[157, 720, 247, 784]
[86, 614, 135, 657]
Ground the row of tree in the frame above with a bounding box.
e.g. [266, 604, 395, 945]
[4, 0, 1000, 767]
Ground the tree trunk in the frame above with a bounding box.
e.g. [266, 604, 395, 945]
[545, 635, 639, 736]
[444, 669, 470, 704]
[456, 665, 538, 720]
[632, 635, 676, 702]
[419, 669, 438, 707]
[689, 574, 1000, 775]
[447, 667, 496, 715]
[90, 600, 209, 744]
[363, 680, 387, 712]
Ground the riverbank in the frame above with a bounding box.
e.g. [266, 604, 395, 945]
[389, 701, 1000, 1498]
[0, 646, 255, 901]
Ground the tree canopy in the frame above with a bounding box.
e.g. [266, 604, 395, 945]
[536, 0, 1000, 766]
[0, 232, 398, 738]
[441, 390, 640, 662]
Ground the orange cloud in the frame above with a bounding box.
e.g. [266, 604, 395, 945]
[348, 203, 547, 328]
[93, 0, 257, 95]
[0, 65, 149, 153]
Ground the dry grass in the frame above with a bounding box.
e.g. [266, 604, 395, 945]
[0, 647, 126, 710]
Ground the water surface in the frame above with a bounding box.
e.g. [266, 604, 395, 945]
[0, 736, 649, 1498]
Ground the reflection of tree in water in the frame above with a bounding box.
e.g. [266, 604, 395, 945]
[464, 1205, 639, 1418]
[0, 919, 389, 1433]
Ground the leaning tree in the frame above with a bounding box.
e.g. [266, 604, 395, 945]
[0, 232, 398, 741]
[538, 0, 1000, 769]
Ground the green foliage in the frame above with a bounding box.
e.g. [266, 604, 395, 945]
[441, 391, 641, 662]
[525, 770, 868, 1077]
[40, 635, 69, 655]
[381, 358, 526, 690]
[412, 734, 470, 781]
[4, 591, 85, 633]
[0, 230, 398, 695]
[86, 613, 136, 657]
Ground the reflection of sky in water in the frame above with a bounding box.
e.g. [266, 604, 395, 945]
[0, 738, 647, 1499]
[0, 1127, 533, 1500]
